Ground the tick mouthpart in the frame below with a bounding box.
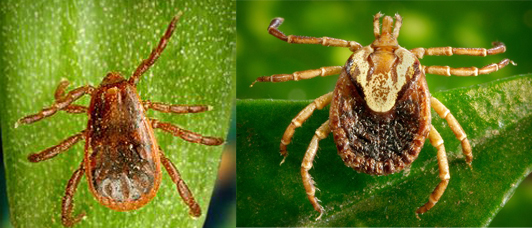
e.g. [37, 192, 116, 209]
[371, 13, 402, 48]
[101, 72, 126, 86]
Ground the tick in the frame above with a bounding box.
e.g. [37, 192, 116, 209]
[16, 12, 224, 227]
[251, 13, 515, 220]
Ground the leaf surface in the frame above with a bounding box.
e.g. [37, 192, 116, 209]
[236, 75, 532, 227]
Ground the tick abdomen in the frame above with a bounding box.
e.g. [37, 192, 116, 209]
[85, 81, 161, 211]
[330, 48, 431, 176]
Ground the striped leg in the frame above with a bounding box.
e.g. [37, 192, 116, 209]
[160, 150, 201, 217]
[17, 85, 94, 126]
[279, 92, 332, 165]
[301, 120, 330, 220]
[410, 42, 508, 59]
[61, 161, 86, 227]
[54, 80, 88, 114]
[150, 119, 224, 146]
[423, 59, 515, 77]
[143, 100, 211, 114]
[416, 126, 450, 215]
[129, 12, 182, 85]
[431, 97, 472, 164]
[28, 131, 85, 162]
[268, 18, 362, 52]
[251, 66, 342, 87]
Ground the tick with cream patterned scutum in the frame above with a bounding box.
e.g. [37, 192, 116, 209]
[251, 13, 515, 220]
[16, 12, 224, 227]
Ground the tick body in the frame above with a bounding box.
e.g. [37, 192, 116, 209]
[18, 12, 224, 227]
[86, 76, 161, 211]
[252, 13, 514, 220]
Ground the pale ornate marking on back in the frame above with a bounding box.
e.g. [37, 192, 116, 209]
[350, 46, 416, 112]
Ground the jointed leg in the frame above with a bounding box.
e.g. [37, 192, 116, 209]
[150, 119, 224, 146]
[423, 58, 515, 77]
[280, 92, 332, 165]
[431, 97, 472, 164]
[160, 150, 201, 217]
[268, 18, 362, 52]
[143, 100, 211, 114]
[130, 11, 182, 85]
[251, 66, 342, 87]
[301, 120, 330, 220]
[17, 85, 94, 126]
[416, 126, 450, 215]
[54, 80, 88, 114]
[61, 161, 86, 227]
[28, 131, 86, 162]
[410, 42, 508, 59]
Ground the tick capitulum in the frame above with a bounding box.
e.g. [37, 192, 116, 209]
[17, 12, 224, 227]
[252, 13, 515, 220]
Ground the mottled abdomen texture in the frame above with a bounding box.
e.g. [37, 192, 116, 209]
[85, 82, 161, 210]
[330, 69, 431, 175]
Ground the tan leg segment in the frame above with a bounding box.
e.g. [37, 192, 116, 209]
[61, 161, 86, 227]
[17, 85, 94, 126]
[143, 100, 211, 114]
[160, 150, 201, 217]
[416, 126, 450, 215]
[280, 92, 333, 165]
[423, 58, 515, 77]
[392, 14, 403, 38]
[28, 131, 85, 163]
[373, 12, 382, 37]
[150, 119, 224, 146]
[410, 42, 508, 59]
[301, 120, 330, 220]
[431, 97, 472, 164]
[268, 17, 362, 52]
[251, 66, 342, 87]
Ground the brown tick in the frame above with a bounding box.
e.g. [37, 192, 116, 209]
[16, 12, 224, 227]
[251, 13, 515, 220]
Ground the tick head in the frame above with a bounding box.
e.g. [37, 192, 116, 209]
[101, 72, 126, 86]
[371, 13, 402, 49]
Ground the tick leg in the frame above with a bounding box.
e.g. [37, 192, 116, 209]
[280, 92, 332, 165]
[54, 80, 88, 114]
[251, 66, 342, 87]
[410, 42, 508, 59]
[143, 100, 211, 114]
[150, 119, 224, 146]
[422, 58, 515, 77]
[129, 12, 182, 85]
[302, 120, 330, 220]
[28, 131, 85, 162]
[62, 161, 86, 227]
[268, 17, 362, 52]
[416, 125, 450, 215]
[160, 150, 201, 217]
[431, 97, 473, 165]
[17, 85, 94, 126]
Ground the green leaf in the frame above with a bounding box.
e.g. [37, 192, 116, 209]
[0, 1, 235, 227]
[236, 75, 532, 227]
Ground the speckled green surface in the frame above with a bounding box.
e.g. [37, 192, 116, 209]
[0, 0, 235, 227]
[237, 75, 532, 227]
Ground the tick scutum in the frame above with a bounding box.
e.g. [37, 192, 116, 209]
[85, 80, 161, 211]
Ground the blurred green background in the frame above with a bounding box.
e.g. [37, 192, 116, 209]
[237, 1, 532, 227]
